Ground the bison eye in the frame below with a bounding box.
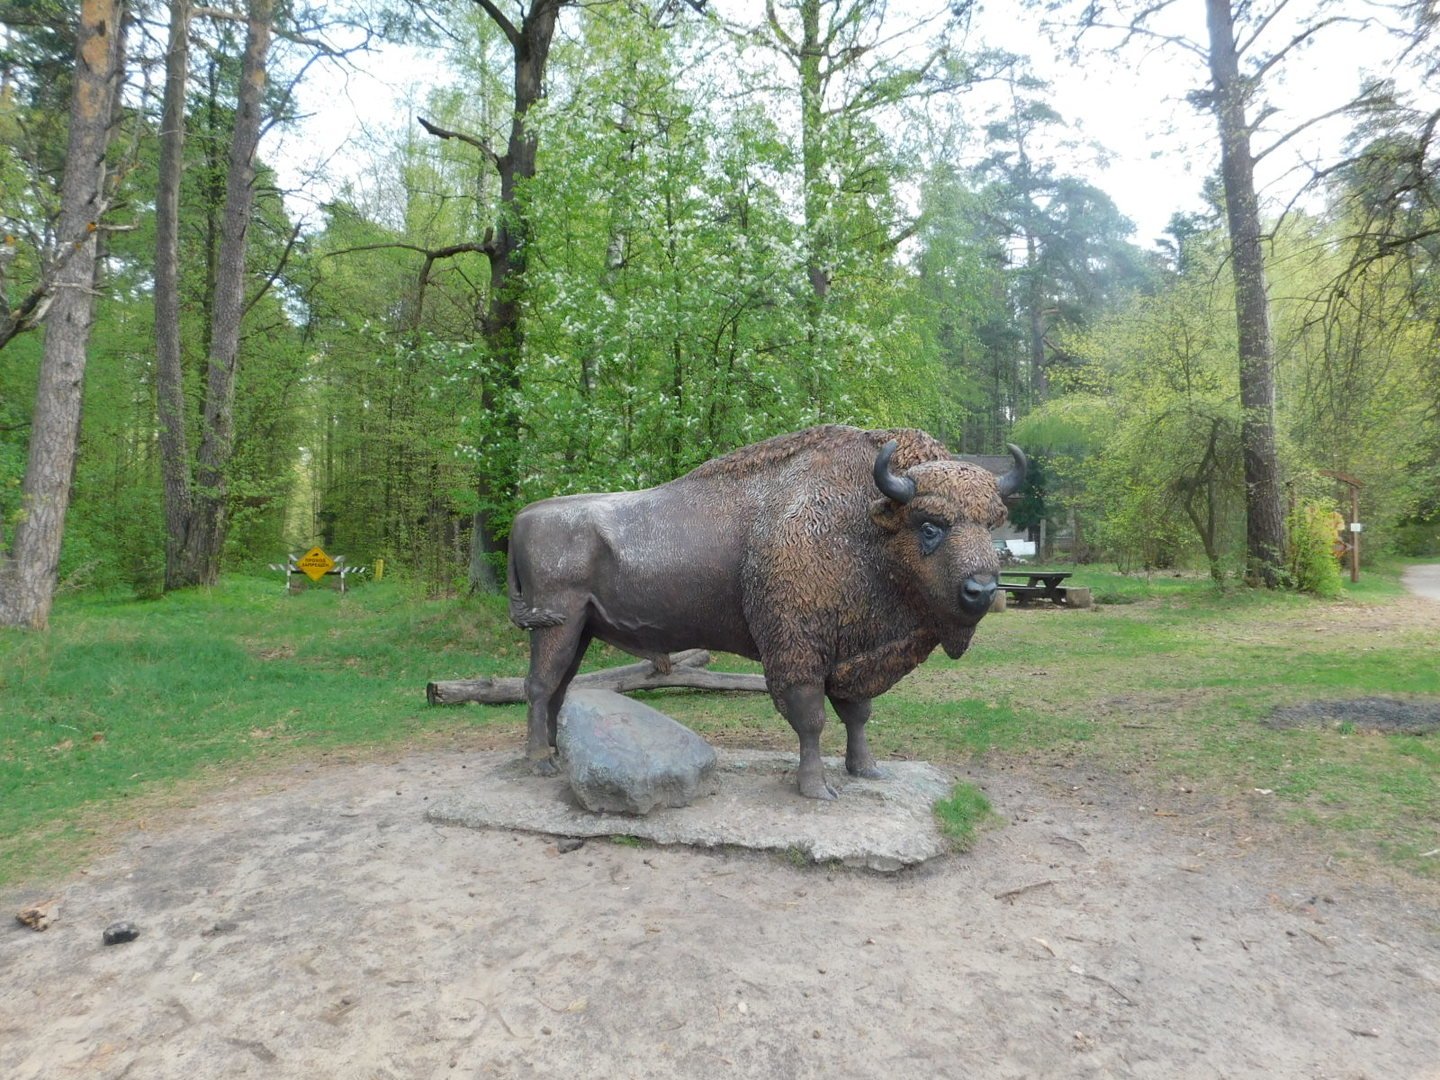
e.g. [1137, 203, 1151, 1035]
[918, 521, 945, 555]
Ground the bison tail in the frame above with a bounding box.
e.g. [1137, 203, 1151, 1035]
[506, 554, 568, 630]
[510, 601, 568, 630]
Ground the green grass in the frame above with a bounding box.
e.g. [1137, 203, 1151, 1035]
[2, 561, 1438, 885]
[933, 782, 998, 851]
[0, 577, 534, 883]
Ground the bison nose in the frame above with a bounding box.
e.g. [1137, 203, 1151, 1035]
[959, 574, 997, 616]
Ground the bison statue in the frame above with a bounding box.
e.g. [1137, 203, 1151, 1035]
[507, 424, 1026, 799]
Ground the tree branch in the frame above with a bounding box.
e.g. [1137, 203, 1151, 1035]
[0, 212, 115, 352]
[1249, 16, 1357, 81]
[884, 218, 921, 251]
[1253, 97, 1377, 164]
[322, 239, 496, 260]
[764, 0, 797, 53]
[194, 6, 378, 56]
[417, 115, 502, 171]
[470, 0, 522, 48]
[242, 220, 303, 319]
[1234, 0, 1292, 59]
[1076, 15, 1208, 62]
[426, 650, 768, 705]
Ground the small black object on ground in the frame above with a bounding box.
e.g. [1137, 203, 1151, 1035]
[102, 921, 140, 946]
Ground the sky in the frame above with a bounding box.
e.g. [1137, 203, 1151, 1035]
[967, 0, 1423, 245]
[271, 1, 1427, 251]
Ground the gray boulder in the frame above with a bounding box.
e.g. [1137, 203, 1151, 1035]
[557, 689, 719, 814]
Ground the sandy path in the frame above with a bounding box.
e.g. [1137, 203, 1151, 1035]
[1402, 563, 1440, 603]
[3, 751, 1438, 1079]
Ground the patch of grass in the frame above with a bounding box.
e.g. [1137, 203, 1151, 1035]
[0, 576, 531, 885]
[782, 844, 810, 866]
[3, 563, 1439, 885]
[933, 782, 999, 851]
[1340, 559, 1410, 600]
[1060, 568, 1218, 606]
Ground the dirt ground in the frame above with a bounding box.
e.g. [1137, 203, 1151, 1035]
[3, 745, 1439, 1080]
[4, 572, 1439, 1079]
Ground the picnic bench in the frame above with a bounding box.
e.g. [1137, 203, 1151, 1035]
[994, 570, 1091, 610]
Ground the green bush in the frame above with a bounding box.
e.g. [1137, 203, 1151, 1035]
[1391, 521, 1440, 558]
[1287, 499, 1344, 598]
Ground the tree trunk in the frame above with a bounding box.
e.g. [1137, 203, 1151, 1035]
[155, 0, 193, 591]
[1026, 232, 1048, 401]
[426, 649, 768, 705]
[0, 0, 124, 630]
[173, 0, 273, 586]
[464, 0, 566, 593]
[1205, 0, 1286, 587]
[798, 0, 829, 408]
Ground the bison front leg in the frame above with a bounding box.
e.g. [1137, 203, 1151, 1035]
[523, 623, 590, 776]
[830, 697, 884, 780]
[777, 683, 836, 800]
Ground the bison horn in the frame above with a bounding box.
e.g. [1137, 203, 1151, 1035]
[873, 440, 916, 504]
[997, 443, 1028, 498]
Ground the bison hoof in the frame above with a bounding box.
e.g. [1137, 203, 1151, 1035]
[798, 775, 838, 801]
[847, 762, 885, 780]
[529, 755, 560, 778]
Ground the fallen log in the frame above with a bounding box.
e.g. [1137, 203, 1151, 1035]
[426, 649, 768, 706]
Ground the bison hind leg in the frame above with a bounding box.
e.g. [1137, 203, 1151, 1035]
[523, 620, 591, 772]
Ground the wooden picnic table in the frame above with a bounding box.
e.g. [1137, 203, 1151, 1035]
[996, 570, 1090, 608]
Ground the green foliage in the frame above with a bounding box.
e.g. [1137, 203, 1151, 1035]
[2, 0, 1432, 598]
[1006, 453, 1050, 533]
[522, 11, 814, 491]
[1011, 394, 1114, 455]
[1287, 499, 1344, 598]
[908, 161, 1015, 448]
[933, 782, 997, 851]
[1051, 277, 1245, 576]
[1267, 212, 1436, 557]
[1390, 521, 1440, 557]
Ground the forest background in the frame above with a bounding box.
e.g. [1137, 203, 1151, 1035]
[2, 0, 1438, 623]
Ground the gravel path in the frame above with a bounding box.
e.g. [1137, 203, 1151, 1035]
[1401, 563, 1440, 602]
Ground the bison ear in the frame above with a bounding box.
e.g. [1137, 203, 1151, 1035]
[869, 498, 904, 532]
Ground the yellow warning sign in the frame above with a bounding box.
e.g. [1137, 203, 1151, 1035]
[296, 546, 335, 582]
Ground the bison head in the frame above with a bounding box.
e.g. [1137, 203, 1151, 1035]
[870, 440, 1026, 658]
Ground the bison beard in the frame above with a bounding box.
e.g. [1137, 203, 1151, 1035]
[507, 425, 1025, 800]
[941, 624, 977, 660]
